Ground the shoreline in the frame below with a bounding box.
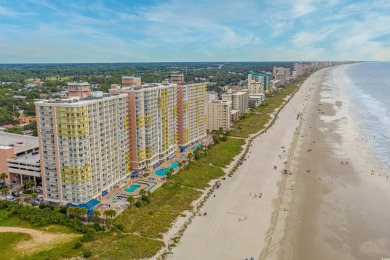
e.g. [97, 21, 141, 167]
[166, 69, 325, 259]
[270, 65, 390, 259]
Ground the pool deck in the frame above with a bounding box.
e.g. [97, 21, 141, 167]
[95, 138, 212, 217]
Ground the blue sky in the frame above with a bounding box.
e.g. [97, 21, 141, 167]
[1, 0, 390, 63]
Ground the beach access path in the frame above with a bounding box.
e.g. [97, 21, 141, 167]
[169, 69, 327, 260]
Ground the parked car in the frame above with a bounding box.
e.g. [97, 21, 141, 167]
[11, 191, 20, 197]
[34, 186, 42, 193]
[31, 199, 41, 205]
[37, 195, 44, 200]
[6, 196, 15, 202]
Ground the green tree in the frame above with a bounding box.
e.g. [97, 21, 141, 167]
[79, 208, 88, 221]
[67, 206, 76, 217]
[0, 172, 8, 183]
[127, 196, 135, 207]
[93, 210, 101, 223]
[187, 153, 193, 162]
[166, 168, 174, 179]
[1, 187, 9, 197]
[24, 179, 34, 191]
[139, 189, 147, 197]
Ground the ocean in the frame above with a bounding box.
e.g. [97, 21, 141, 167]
[343, 62, 390, 170]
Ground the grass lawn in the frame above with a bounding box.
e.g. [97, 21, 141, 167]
[0, 232, 32, 258]
[83, 232, 164, 259]
[0, 209, 33, 228]
[27, 237, 82, 260]
[202, 137, 246, 168]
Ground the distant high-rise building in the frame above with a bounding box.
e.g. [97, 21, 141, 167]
[122, 76, 142, 89]
[248, 72, 271, 94]
[272, 66, 290, 86]
[222, 91, 249, 115]
[67, 82, 92, 98]
[171, 74, 185, 84]
[35, 93, 129, 205]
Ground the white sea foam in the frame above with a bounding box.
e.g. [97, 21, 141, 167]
[329, 62, 390, 171]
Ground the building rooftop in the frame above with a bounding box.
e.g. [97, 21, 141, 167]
[8, 152, 40, 165]
[0, 132, 39, 155]
[67, 82, 90, 86]
[35, 93, 127, 105]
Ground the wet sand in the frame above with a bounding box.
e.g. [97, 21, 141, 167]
[267, 65, 390, 260]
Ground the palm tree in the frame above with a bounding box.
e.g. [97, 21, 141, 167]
[139, 189, 147, 197]
[67, 206, 76, 217]
[1, 187, 9, 197]
[103, 209, 110, 219]
[127, 196, 135, 207]
[24, 179, 34, 192]
[166, 168, 174, 180]
[54, 206, 61, 212]
[93, 210, 101, 223]
[107, 209, 116, 218]
[187, 152, 193, 163]
[0, 172, 8, 183]
[79, 208, 88, 221]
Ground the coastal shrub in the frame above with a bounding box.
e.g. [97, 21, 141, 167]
[81, 228, 96, 242]
[73, 242, 83, 249]
[114, 223, 124, 231]
[83, 251, 92, 258]
[135, 201, 143, 208]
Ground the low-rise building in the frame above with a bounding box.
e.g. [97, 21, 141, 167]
[249, 94, 265, 108]
[0, 132, 41, 187]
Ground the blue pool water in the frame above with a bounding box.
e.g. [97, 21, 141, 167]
[155, 167, 170, 177]
[171, 161, 179, 169]
[191, 143, 203, 151]
[155, 161, 180, 176]
[124, 184, 141, 193]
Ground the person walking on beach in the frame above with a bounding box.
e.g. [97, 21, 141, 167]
[259, 193, 262, 198]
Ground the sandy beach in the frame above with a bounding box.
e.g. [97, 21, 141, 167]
[167, 65, 390, 260]
[168, 68, 328, 260]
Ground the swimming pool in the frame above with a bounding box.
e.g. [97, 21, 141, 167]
[124, 184, 141, 193]
[191, 143, 203, 151]
[155, 161, 180, 176]
[171, 161, 179, 169]
[155, 167, 170, 177]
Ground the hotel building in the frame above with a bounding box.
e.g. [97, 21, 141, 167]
[177, 82, 208, 150]
[207, 100, 232, 131]
[35, 91, 129, 205]
[113, 80, 178, 171]
[221, 91, 249, 116]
